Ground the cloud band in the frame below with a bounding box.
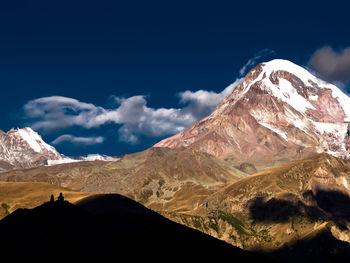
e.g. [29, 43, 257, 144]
[23, 79, 242, 144]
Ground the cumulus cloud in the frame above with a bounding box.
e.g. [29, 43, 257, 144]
[308, 46, 350, 84]
[23, 49, 274, 146]
[22, 78, 243, 144]
[22, 95, 199, 144]
[178, 78, 243, 120]
[23, 96, 107, 131]
[51, 134, 105, 146]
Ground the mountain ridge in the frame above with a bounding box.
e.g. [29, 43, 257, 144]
[0, 147, 246, 212]
[0, 127, 117, 172]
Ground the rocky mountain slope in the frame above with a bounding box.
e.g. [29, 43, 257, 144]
[155, 59, 350, 169]
[163, 153, 350, 254]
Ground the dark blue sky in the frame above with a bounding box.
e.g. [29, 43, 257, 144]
[0, 0, 350, 156]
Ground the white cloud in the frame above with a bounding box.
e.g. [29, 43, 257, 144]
[51, 134, 105, 146]
[23, 95, 197, 143]
[178, 78, 243, 120]
[23, 54, 272, 145]
[23, 96, 107, 131]
[23, 81, 243, 144]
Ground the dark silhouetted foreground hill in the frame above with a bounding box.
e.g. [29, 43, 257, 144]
[0, 194, 273, 262]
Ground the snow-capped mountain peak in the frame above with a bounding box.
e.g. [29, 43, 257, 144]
[155, 59, 350, 166]
[259, 59, 350, 118]
[217, 59, 350, 119]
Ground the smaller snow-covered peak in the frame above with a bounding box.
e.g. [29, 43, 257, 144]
[7, 127, 61, 158]
[46, 154, 118, 166]
[74, 154, 119, 162]
[15, 127, 44, 152]
[82, 154, 112, 161]
[11, 127, 59, 156]
[0, 127, 65, 172]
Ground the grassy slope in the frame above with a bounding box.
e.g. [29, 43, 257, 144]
[0, 147, 247, 212]
[159, 153, 350, 250]
[0, 182, 94, 219]
[2, 152, 350, 256]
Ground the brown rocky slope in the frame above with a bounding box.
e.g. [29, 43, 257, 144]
[0, 147, 247, 212]
[161, 153, 350, 252]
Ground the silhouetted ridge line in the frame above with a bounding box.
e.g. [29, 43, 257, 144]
[0, 194, 274, 262]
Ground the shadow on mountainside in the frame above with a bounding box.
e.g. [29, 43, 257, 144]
[264, 229, 350, 263]
[248, 196, 303, 222]
[314, 190, 350, 221]
[248, 190, 350, 262]
[0, 194, 274, 262]
[248, 190, 350, 224]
